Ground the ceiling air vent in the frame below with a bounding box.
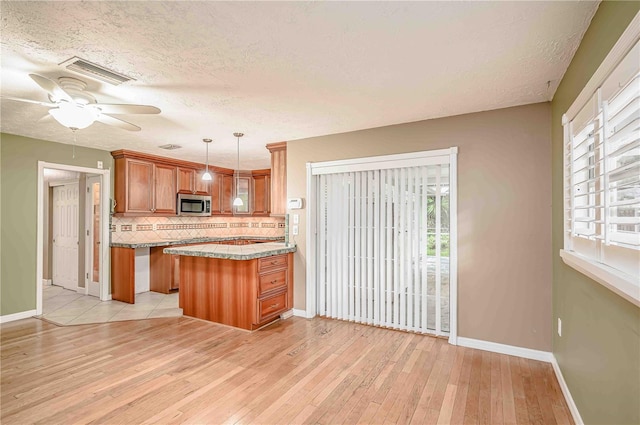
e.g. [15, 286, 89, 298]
[159, 144, 182, 150]
[59, 57, 134, 86]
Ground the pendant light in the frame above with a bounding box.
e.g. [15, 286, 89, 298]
[202, 138, 212, 181]
[233, 132, 244, 207]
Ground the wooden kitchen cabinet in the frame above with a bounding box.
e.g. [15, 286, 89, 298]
[113, 149, 268, 217]
[177, 167, 210, 195]
[252, 169, 270, 216]
[154, 164, 177, 214]
[150, 246, 180, 293]
[221, 174, 234, 214]
[210, 172, 234, 215]
[121, 159, 153, 213]
[113, 155, 176, 215]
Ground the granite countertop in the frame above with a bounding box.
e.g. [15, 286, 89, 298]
[163, 242, 296, 260]
[110, 235, 284, 249]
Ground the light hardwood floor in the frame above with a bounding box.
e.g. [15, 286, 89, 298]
[0, 316, 573, 425]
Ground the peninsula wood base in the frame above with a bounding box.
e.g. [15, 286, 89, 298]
[178, 253, 293, 330]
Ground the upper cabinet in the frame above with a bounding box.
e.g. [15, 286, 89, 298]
[211, 172, 234, 215]
[252, 169, 271, 216]
[112, 150, 272, 217]
[113, 153, 177, 215]
[233, 172, 252, 215]
[177, 167, 210, 195]
[266, 142, 286, 216]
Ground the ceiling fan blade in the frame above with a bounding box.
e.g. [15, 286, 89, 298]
[91, 104, 161, 115]
[96, 114, 141, 131]
[29, 74, 72, 102]
[1, 96, 56, 107]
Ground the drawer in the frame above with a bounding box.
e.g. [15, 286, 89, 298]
[259, 269, 287, 295]
[257, 291, 287, 323]
[258, 254, 287, 271]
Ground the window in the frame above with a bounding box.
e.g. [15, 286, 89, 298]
[562, 30, 640, 306]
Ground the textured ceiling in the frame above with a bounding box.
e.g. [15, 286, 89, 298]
[1, 1, 598, 169]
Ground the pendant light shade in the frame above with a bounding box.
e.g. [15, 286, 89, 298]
[233, 132, 244, 207]
[202, 138, 212, 181]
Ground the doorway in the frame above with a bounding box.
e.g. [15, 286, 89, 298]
[36, 161, 111, 315]
[306, 148, 458, 342]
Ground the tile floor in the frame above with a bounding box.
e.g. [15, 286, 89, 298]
[38, 285, 182, 326]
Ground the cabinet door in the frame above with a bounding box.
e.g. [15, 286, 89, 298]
[177, 167, 195, 194]
[210, 172, 222, 214]
[126, 159, 154, 213]
[154, 164, 177, 214]
[253, 174, 270, 216]
[233, 176, 251, 215]
[194, 170, 210, 195]
[220, 174, 234, 214]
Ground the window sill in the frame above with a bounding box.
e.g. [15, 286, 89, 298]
[560, 250, 639, 307]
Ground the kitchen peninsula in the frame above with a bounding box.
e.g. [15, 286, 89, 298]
[163, 242, 296, 330]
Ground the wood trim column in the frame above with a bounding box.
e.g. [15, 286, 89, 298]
[266, 142, 286, 216]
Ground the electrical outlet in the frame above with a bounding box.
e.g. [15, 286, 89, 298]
[292, 225, 299, 235]
[557, 318, 562, 337]
[293, 214, 299, 224]
[97, 161, 103, 169]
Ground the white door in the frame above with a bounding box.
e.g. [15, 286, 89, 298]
[86, 176, 101, 297]
[310, 150, 457, 338]
[52, 183, 79, 291]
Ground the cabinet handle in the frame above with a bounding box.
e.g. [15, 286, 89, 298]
[271, 260, 278, 265]
[269, 303, 279, 309]
[270, 280, 278, 285]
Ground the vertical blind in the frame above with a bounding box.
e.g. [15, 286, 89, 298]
[564, 39, 640, 277]
[315, 164, 452, 335]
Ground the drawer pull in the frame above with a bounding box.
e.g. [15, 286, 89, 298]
[271, 260, 278, 265]
[271, 280, 278, 284]
[270, 303, 279, 309]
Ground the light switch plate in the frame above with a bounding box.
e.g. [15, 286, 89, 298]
[293, 214, 299, 224]
[292, 225, 299, 235]
[97, 161, 103, 169]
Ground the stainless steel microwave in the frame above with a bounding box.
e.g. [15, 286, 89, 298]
[177, 194, 211, 216]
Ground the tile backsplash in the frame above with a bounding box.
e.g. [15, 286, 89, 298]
[111, 215, 285, 243]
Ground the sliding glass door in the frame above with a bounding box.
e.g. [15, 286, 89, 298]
[309, 149, 457, 337]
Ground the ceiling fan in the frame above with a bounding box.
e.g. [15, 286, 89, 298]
[4, 74, 160, 131]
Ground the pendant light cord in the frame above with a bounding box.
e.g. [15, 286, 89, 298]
[72, 129, 77, 159]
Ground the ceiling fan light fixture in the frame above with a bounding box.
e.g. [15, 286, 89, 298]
[49, 101, 99, 130]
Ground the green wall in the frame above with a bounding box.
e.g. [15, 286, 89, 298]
[0, 133, 113, 316]
[551, 2, 640, 425]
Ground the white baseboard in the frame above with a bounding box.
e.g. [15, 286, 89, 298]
[43, 279, 52, 286]
[0, 309, 37, 324]
[551, 356, 584, 425]
[293, 309, 312, 318]
[456, 337, 554, 362]
[280, 309, 294, 320]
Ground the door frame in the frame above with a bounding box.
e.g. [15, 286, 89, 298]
[305, 147, 458, 344]
[85, 175, 102, 297]
[36, 161, 111, 315]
